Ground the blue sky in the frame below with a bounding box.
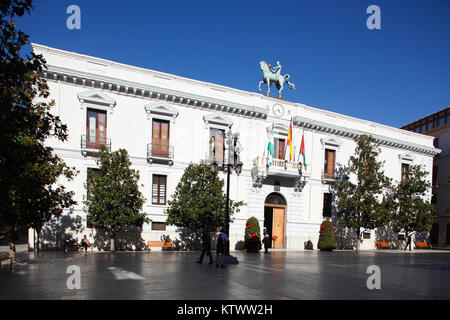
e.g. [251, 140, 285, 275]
[16, 0, 450, 128]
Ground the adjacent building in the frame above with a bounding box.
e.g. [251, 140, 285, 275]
[401, 107, 450, 247]
[28, 43, 440, 251]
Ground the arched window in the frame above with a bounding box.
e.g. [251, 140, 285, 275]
[265, 192, 287, 206]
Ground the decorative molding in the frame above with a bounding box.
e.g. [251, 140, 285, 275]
[294, 116, 440, 156]
[144, 102, 179, 121]
[398, 152, 415, 163]
[270, 122, 289, 136]
[77, 89, 116, 108]
[43, 65, 268, 121]
[320, 137, 342, 149]
[203, 112, 233, 128]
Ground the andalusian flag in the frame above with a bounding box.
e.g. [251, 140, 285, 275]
[267, 124, 275, 166]
[299, 131, 306, 169]
[286, 119, 293, 161]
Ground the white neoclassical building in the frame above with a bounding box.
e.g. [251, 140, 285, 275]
[29, 43, 440, 251]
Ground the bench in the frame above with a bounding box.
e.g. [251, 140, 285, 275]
[415, 241, 432, 249]
[147, 241, 173, 250]
[64, 239, 81, 252]
[375, 241, 391, 249]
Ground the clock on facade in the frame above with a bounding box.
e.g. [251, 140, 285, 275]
[273, 103, 284, 117]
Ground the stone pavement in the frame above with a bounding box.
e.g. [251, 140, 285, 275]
[0, 250, 449, 300]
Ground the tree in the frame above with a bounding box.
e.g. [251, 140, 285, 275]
[390, 165, 435, 250]
[318, 220, 336, 251]
[85, 146, 147, 252]
[0, 0, 77, 250]
[166, 161, 244, 234]
[332, 135, 391, 251]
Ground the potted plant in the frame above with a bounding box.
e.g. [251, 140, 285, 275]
[318, 220, 336, 251]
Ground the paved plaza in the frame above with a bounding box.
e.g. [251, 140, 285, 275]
[0, 249, 449, 300]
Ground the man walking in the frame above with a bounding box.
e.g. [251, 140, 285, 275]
[197, 229, 213, 264]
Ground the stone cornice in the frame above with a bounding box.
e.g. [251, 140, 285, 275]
[42, 65, 268, 120]
[294, 116, 441, 156]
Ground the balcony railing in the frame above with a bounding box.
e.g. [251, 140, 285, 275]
[81, 135, 111, 153]
[252, 156, 302, 177]
[147, 143, 174, 165]
[321, 170, 336, 183]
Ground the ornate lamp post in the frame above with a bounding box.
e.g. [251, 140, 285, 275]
[210, 129, 242, 259]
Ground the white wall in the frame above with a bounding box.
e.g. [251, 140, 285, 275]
[32, 44, 438, 251]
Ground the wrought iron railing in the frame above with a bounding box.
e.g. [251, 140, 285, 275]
[81, 135, 111, 151]
[321, 170, 336, 182]
[147, 143, 174, 160]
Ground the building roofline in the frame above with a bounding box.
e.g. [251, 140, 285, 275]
[32, 43, 439, 155]
[400, 106, 450, 128]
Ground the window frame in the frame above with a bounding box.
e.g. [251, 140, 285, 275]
[152, 174, 167, 205]
[152, 118, 171, 158]
[86, 108, 107, 149]
[209, 127, 226, 166]
[323, 149, 336, 179]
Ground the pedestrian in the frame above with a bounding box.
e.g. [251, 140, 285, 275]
[81, 235, 91, 252]
[262, 231, 270, 253]
[8, 241, 16, 270]
[196, 229, 213, 264]
[404, 231, 415, 251]
[216, 228, 228, 268]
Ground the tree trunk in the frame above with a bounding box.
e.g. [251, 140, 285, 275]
[36, 231, 40, 254]
[110, 236, 115, 252]
[355, 227, 361, 251]
[8, 229, 16, 269]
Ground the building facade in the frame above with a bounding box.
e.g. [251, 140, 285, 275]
[401, 107, 450, 247]
[29, 44, 440, 251]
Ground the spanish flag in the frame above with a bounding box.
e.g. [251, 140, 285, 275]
[286, 119, 293, 161]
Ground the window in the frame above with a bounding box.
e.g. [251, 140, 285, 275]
[432, 166, 438, 186]
[87, 109, 107, 149]
[210, 128, 225, 165]
[152, 222, 166, 231]
[275, 138, 286, 160]
[363, 232, 371, 239]
[324, 149, 336, 179]
[152, 175, 167, 205]
[401, 163, 410, 182]
[420, 123, 426, 132]
[322, 193, 332, 218]
[152, 119, 170, 158]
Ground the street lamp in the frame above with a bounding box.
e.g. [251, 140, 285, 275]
[210, 129, 242, 261]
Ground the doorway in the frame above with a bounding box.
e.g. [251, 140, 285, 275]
[264, 193, 286, 249]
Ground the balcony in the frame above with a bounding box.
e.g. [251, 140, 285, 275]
[251, 156, 308, 190]
[147, 143, 174, 166]
[321, 170, 336, 184]
[81, 135, 111, 156]
[252, 156, 301, 177]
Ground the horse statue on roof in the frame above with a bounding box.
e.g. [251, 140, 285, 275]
[258, 61, 295, 99]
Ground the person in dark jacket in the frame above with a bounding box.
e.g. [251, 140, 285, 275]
[197, 229, 213, 264]
[216, 228, 228, 268]
[262, 231, 271, 253]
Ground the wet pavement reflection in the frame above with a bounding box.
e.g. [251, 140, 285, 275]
[1, 250, 449, 300]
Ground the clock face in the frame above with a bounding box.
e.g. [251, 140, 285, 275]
[273, 104, 284, 117]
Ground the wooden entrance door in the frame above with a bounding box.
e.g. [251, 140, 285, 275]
[272, 207, 285, 248]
